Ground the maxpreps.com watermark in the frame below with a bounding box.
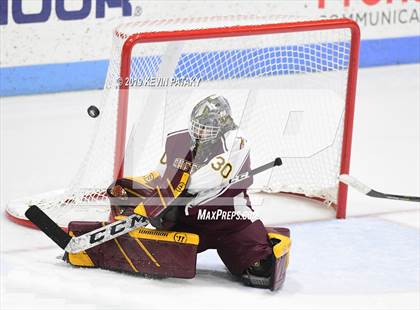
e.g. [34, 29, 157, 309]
[116, 77, 201, 88]
[197, 209, 258, 221]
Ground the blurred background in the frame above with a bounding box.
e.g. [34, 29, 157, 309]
[1, 0, 419, 96]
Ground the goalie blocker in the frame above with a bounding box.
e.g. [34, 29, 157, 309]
[65, 221, 291, 290]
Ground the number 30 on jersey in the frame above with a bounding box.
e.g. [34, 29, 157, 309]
[211, 156, 233, 178]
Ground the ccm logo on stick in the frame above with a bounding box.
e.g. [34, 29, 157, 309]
[0, 0, 133, 25]
[89, 215, 145, 244]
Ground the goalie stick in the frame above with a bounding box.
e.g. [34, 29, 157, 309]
[339, 174, 420, 202]
[25, 157, 282, 254]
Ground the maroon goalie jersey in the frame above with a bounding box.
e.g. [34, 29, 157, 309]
[156, 128, 256, 235]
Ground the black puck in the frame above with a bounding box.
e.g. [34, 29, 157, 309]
[87, 105, 100, 118]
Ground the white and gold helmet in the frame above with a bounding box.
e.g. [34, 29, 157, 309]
[189, 95, 237, 143]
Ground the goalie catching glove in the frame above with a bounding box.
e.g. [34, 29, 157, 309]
[133, 168, 190, 228]
[108, 159, 192, 229]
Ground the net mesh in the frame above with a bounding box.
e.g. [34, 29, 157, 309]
[6, 16, 355, 227]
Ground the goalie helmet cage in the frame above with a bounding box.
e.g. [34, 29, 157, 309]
[6, 16, 360, 229]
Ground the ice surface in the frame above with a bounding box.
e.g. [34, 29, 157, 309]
[1, 64, 419, 309]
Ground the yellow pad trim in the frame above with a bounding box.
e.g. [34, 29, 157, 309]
[134, 203, 148, 217]
[133, 238, 161, 267]
[68, 231, 95, 267]
[126, 171, 160, 190]
[166, 178, 177, 197]
[103, 222, 138, 273]
[133, 172, 189, 216]
[129, 227, 199, 246]
[156, 186, 167, 208]
[173, 172, 189, 197]
[113, 237, 139, 273]
[268, 232, 291, 259]
[123, 186, 145, 198]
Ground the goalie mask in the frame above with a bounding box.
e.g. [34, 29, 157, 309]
[189, 95, 237, 143]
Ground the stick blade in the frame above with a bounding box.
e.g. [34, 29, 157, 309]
[25, 205, 71, 250]
[339, 174, 371, 194]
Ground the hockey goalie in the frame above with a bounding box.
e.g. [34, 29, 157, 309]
[65, 95, 291, 291]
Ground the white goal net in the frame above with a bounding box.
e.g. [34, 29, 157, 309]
[6, 16, 360, 228]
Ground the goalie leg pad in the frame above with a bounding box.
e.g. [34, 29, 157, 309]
[66, 221, 199, 279]
[241, 227, 291, 291]
[216, 220, 273, 276]
[267, 227, 291, 291]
